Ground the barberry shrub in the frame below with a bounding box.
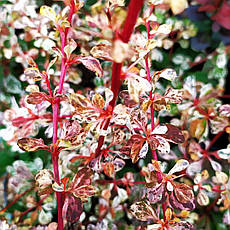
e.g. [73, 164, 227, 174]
[0, 0, 229, 229]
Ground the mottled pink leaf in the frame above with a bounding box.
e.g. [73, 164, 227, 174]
[62, 195, 83, 223]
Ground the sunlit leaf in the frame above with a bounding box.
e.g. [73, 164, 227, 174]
[52, 182, 64, 192]
[104, 162, 115, 178]
[40, 5, 57, 22]
[92, 93, 105, 109]
[212, 171, 228, 184]
[209, 158, 222, 171]
[168, 160, 189, 175]
[139, 141, 149, 159]
[38, 209, 52, 225]
[111, 39, 133, 63]
[217, 148, 230, 160]
[90, 43, 113, 61]
[64, 39, 77, 59]
[169, 0, 188, 15]
[155, 136, 170, 155]
[24, 67, 43, 81]
[219, 104, 230, 117]
[158, 68, 177, 81]
[164, 88, 183, 104]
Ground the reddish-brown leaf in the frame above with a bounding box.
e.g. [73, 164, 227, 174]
[72, 185, 96, 202]
[211, 1, 230, 29]
[174, 184, 194, 204]
[130, 201, 157, 222]
[189, 119, 206, 139]
[162, 124, 185, 144]
[62, 195, 83, 223]
[26, 92, 50, 105]
[104, 162, 115, 178]
[71, 167, 93, 189]
[73, 56, 103, 77]
[17, 138, 49, 152]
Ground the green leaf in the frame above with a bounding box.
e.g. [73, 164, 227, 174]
[4, 75, 22, 94]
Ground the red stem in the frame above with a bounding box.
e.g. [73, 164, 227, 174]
[144, 13, 165, 220]
[18, 193, 50, 223]
[51, 1, 75, 229]
[206, 130, 225, 151]
[94, 0, 145, 159]
[0, 187, 33, 214]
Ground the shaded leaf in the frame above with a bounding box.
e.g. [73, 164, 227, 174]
[211, 1, 230, 29]
[169, 191, 195, 211]
[197, 190, 209, 206]
[121, 135, 146, 163]
[147, 183, 164, 203]
[162, 124, 185, 144]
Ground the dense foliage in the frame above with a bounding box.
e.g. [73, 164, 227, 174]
[0, 0, 229, 229]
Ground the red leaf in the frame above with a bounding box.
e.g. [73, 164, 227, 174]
[162, 124, 185, 144]
[211, 2, 230, 29]
[147, 183, 165, 203]
[169, 191, 195, 211]
[71, 167, 93, 189]
[174, 184, 194, 204]
[62, 195, 83, 223]
[198, 4, 216, 13]
[121, 135, 146, 163]
[26, 92, 50, 105]
[130, 201, 158, 222]
[17, 138, 49, 152]
[72, 185, 96, 202]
